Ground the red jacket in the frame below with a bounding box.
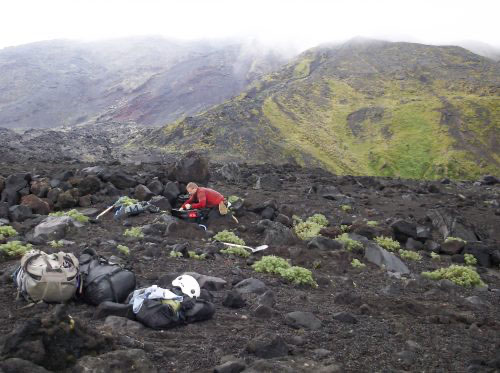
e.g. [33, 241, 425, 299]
[181, 187, 224, 209]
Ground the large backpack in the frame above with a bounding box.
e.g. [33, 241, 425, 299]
[135, 298, 184, 329]
[15, 250, 80, 303]
[135, 298, 215, 329]
[130, 286, 215, 329]
[78, 248, 136, 305]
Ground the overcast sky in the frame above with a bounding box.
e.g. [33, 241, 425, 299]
[0, 0, 499, 50]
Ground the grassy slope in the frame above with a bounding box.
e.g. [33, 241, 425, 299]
[264, 78, 500, 179]
[153, 41, 500, 180]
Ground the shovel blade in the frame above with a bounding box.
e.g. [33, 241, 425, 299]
[250, 245, 268, 253]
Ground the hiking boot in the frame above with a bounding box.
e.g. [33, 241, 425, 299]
[219, 201, 228, 215]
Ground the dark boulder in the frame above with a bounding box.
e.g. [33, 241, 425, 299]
[170, 152, 209, 184]
[20, 195, 50, 215]
[101, 171, 137, 190]
[260, 207, 275, 220]
[0, 202, 10, 220]
[480, 175, 499, 185]
[104, 182, 120, 197]
[391, 220, 418, 242]
[222, 290, 246, 309]
[56, 191, 77, 209]
[308, 236, 343, 251]
[149, 196, 172, 211]
[78, 195, 92, 207]
[257, 290, 276, 308]
[234, 278, 268, 295]
[275, 214, 291, 227]
[30, 179, 50, 198]
[285, 311, 322, 330]
[162, 181, 181, 204]
[352, 225, 379, 240]
[134, 184, 154, 201]
[47, 188, 62, 205]
[146, 180, 164, 195]
[1, 173, 31, 206]
[256, 219, 297, 246]
[159, 214, 181, 234]
[8, 205, 33, 222]
[491, 250, 500, 267]
[78, 176, 101, 196]
[406, 238, 423, 250]
[253, 305, 274, 319]
[462, 242, 493, 267]
[440, 240, 465, 255]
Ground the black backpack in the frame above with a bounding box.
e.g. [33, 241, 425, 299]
[133, 290, 215, 329]
[78, 248, 136, 305]
[135, 298, 184, 329]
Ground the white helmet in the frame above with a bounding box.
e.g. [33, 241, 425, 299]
[172, 275, 200, 298]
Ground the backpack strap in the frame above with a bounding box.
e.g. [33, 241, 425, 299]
[23, 252, 44, 278]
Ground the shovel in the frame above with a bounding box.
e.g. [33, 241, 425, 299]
[221, 242, 268, 253]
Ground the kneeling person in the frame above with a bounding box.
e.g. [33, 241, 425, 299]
[180, 182, 228, 216]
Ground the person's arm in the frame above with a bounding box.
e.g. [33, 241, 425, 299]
[191, 189, 206, 209]
[181, 194, 195, 209]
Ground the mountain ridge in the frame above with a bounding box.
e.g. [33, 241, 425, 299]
[141, 39, 500, 179]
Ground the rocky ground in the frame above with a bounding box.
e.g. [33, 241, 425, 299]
[0, 152, 499, 373]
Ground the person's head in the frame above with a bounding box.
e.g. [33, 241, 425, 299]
[186, 182, 198, 195]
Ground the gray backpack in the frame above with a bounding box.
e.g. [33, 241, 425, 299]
[15, 250, 80, 303]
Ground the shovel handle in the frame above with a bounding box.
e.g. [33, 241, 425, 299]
[220, 242, 252, 250]
[96, 205, 114, 220]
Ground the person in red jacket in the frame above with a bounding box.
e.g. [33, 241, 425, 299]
[180, 182, 228, 215]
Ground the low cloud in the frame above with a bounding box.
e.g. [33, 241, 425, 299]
[1, 0, 499, 51]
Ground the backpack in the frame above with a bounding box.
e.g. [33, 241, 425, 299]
[114, 202, 160, 220]
[78, 248, 136, 305]
[130, 286, 215, 329]
[14, 250, 80, 303]
[135, 298, 184, 329]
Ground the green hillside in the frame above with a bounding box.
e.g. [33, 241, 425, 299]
[144, 39, 500, 179]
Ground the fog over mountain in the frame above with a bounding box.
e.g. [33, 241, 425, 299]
[0, 37, 292, 129]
